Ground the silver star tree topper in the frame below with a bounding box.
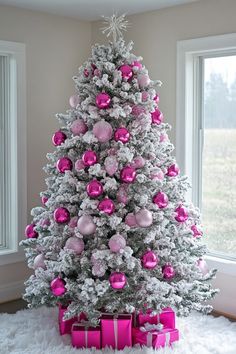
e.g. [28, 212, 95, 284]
[101, 14, 130, 44]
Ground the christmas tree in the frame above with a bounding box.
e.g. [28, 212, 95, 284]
[21, 15, 218, 326]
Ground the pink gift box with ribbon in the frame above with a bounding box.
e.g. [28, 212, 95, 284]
[137, 307, 175, 328]
[71, 323, 101, 349]
[101, 314, 132, 350]
[58, 305, 87, 335]
[133, 327, 179, 349]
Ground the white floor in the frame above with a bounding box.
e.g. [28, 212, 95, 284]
[0, 306, 236, 354]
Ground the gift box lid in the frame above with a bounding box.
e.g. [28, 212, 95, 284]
[72, 323, 100, 332]
[101, 313, 132, 320]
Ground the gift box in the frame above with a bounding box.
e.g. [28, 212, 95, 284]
[101, 314, 132, 350]
[137, 307, 175, 329]
[132, 327, 179, 349]
[71, 323, 101, 349]
[58, 305, 87, 335]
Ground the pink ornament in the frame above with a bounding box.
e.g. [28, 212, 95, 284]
[125, 213, 138, 228]
[117, 185, 128, 204]
[150, 169, 164, 181]
[50, 277, 66, 296]
[52, 131, 66, 146]
[131, 105, 146, 117]
[104, 156, 118, 176]
[98, 198, 115, 215]
[109, 272, 126, 289]
[92, 262, 106, 277]
[142, 251, 159, 269]
[160, 133, 168, 142]
[162, 264, 175, 279]
[119, 65, 133, 80]
[153, 192, 169, 209]
[141, 91, 149, 102]
[84, 68, 90, 77]
[191, 225, 203, 238]
[120, 166, 136, 183]
[197, 259, 209, 276]
[93, 68, 101, 77]
[151, 108, 164, 125]
[70, 119, 88, 136]
[40, 218, 50, 227]
[109, 234, 126, 253]
[86, 180, 103, 198]
[82, 150, 98, 167]
[54, 207, 70, 224]
[69, 95, 80, 108]
[135, 209, 153, 228]
[175, 205, 188, 223]
[153, 94, 160, 104]
[114, 127, 130, 144]
[34, 254, 46, 269]
[131, 156, 145, 169]
[25, 224, 38, 239]
[166, 164, 180, 177]
[131, 61, 142, 70]
[77, 215, 96, 235]
[75, 159, 85, 171]
[56, 157, 73, 173]
[68, 216, 78, 228]
[93, 120, 113, 143]
[64, 236, 84, 255]
[138, 74, 150, 88]
[41, 196, 48, 206]
[95, 93, 111, 109]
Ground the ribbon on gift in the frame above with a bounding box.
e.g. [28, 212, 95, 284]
[146, 330, 171, 348]
[140, 322, 164, 332]
[113, 317, 118, 349]
[72, 322, 90, 348]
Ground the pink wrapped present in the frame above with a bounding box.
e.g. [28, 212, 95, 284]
[133, 326, 179, 349]
[58, 304, 87, 335]
[71, 323, 101, 349]
[101, 314, 132, 349]
[137, 307, 175, 328]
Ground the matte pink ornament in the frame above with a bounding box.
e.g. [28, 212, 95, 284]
[54, 207, 70, 224]
[93, 68, 101, 77]
[142, 251, 159, 269]
[119, 65, 133, 80]
[114, 127, 130, 144]
[95, 93, 111, 109]
[131, 105, 146, 117]
[92, 261, 106, 277]
[98, 198, 115, 215]
[56, 157, 73, 173]
[162, 264, 175, 279]
[64, 236, 84, 255]
[150, 169, 164, 181]
[109, 234, 126, 253]
[41, 196, 48, 206]
[68, 216, 78, 228]
[34, 254, 46, 269]
[191, 225, 203, 238]
[131, 156, 145, 169]
[77, 215, 96, 235]
[70, 119, 88, 136]
[69, 95, 80, 108]
[141, 91, 149, 102]
[131, 61, 142, 70]
[25, 224, 38, 239]
[151, 108, 164, 125]
[138, 74, 150, 88]
[166, 164, 180, 177]
[93, 120, 113, 143]
[74, 159, 85, 171]
[197, 258, 209, 276]
[153, 192, 169, 209]
[120, 166, 136, 183]
[135, 209, 153, 228]
[109, 272, 126, 289]
[104, 156, 118, 176]
[175, 205, 188, 223]
[125, 213, 138, 228]
[86, 180, 103, 198]
[117, 185, 128, 204]
[50, 277, 66, 296]
[82, 150, 98, 167]
[52, 131, 66, 146]
[40, 218, 50, 227]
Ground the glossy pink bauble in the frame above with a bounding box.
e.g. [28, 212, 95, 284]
[82, 150, 98, 167]
[50, 278, 66, 296]
[41, 196, 48, 206]
[151, 108, 164, 125]
[86, 180, 103, 198]
[75, 159, 85, 171]
[70, 119, 88, 136]
[120, 166, 136, 183]
[64, 236, 84, 255]
[69, 95, 80, 108]
[68, 216, 78, 228]
[98, 198, 115, 215]
[25, 224, 38, 239]
[77, 215, 96, 235]
[142, 251, 159, 269]
[125, 213, 138, 228]
[162, 264, 175, 279]
[104, 156, 118, 176]
[153, 192, 169, 209]
[153, 94, 160, 104]
[117, 185, 128, 204]
[197, 259, 209, 276]
[119, 65, 133, 80]
[109, 234, 126, 253]
[131, 61, 142, 70]
[56, 157, 73, 173]
[135, 209, 153, 228]
[138, 74, 150, 88]
[175, 206, 188, 223]
[166, 164, 180, 177]
[131, 156, 145, 169]
[191, 225, 203, 238]
[52, 131, 66, 146]
[109, 272, 126, 289]
[54, 207, 70, 224]
[34, 254, 46, 269]
[93, 120, 113, 143]
[95, 93, 111, 109]
[114, 127, 130, 144]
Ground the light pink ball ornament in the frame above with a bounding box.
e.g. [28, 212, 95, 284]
[138, 74, 150, 88]
[153, 192, 169, 209]
[64, 236, 84, 255]
[131, 61, 142, 70]
[131, 105, 146, 117]
[34, 254, 46, 269]
[86, 180, 103, 198]
[92, 262, 106, 277]
[166, 164, 180, 177]
[131, 156, 145, 169]
[25, 224, 38, 239]
[162, 264, 175, 279]
[98, 198, 115, 215]
[41, 196, 48, 206]
[114, 127, 130, 144]
[141, 91, 149, 102]
[77, 215, 96, 235]
[70, 119, 88, 136]
[52, 131, 66, 146]
[117, 185, 128, 204]
[125, 213, 138, 228]
[104, 156, 118, 176]
[109, 272, 126, 289]
[82, 150, 98, 167]
[56, 157, 73, 173]
[119, 65, 133, 80]
[160, 133, 168, 143]
[151, 108, 164, 125]
[142, 251, 159, 269]
[120, 166, 136, 183]
[197, 258, 209, 276]
[54, 207, 70, 224]
[95, 93, 111, 109]
[135, 209, 153, 228]
[175, 205, 188, 223]
[69, 95, 80, 108]
[191, 225, 203, 238]
[75, 159, 85, 171]
[50, 277, 66, 296]
[150, 169, 164, 181]
[109, 234, 126, 253]
[68, 216, 78, 228]
[93, 120, 113, 143]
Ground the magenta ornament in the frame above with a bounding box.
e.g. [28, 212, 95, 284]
[70, 119, 88, 136]
[50, 277, 66, 296]
[104, 156, 118, 176]
[117, 185, 128, 204]
[175, 205, 188, 223]
[98, 198, 115, 215]
[151, 108, 164, 125]
[84, 68, 90, 77]
[162, 264, 175, 279]
[86, 180, 103, 198]
[82, 150, 98, 167]
[114, 127, 130, 144]
[131, 156, 145, 169]
[64, 236, 84, 255]
[109, 234, 126, 253]
[68, 216, 78, 228]
[93, 120, 113, 143]
[75, 159, 85, 171]
[131, 61, 142, 70]
[191, 225, 203, 238]
[166, 164, 180, 177]
[109, 272, 126, 289]
[119, 65, 133, 80]
[34, 254, 46, 269]
[25, 224, 38, 239]
[138, 74, 150, 88]
[142, 251, 159, 269]
[54, 207, 70, 224]
[153, 192, 169, 209]
[120, 166, 136, 183]
[95, 93, 111, 109]
[77, 215, 96, 235]
[41, 196, 48, 206]
[52, 131, 66, 146]
[69, 95, 80, 108]
[135, 209, 153, 228]
[197, 258, 209, 276]
[153, 94, 160, 104]
[56, 157, 73, 173]
[125, 213, 138, 228]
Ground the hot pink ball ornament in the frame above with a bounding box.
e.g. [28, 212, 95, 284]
[95, 93, 111, 109]
[162, 264, 175, 279]
[131, 61, 142, 70]
[82, 150, 98, 167]
[120, 166, 136, 183]
[54, 207, 70, 224]
[166, 164, 180, 177]
[77, 215, 96, 235]
[104, 156, 118, 176]
[109, 272, 126, 289]
[109, 234, 126, 253]
[75, 159, 85, 171]
[50, 277, 66, 296]
[175, 205, 188, 223]
[125, 213, 138, 228]
[117, 185, 128, 204]
[56, 157, 73, 173]
[153, 192, 169, 209]
[142, 251, 159, 269]
[69, 95, 80, 108]
[151, 108, 164, 125]
[138, 74, 150, 88]
[191, 225, 203, 238]
[119, 65, 133, 80]
[25, 224, 38, 239]
[64, 236, 84, 255]
[34, 254, 46, 269]
[135, 209, 153, 228]
[114, 127, 130, 144]
[86, 180, 103, 198]
[68, 216, 78, 228]
[93, 120, 113, 143]
[41, 196, 48, 206]
[52, 131, 66, 146]
[98, 198, 115, 215]
[197, 258, 209, 276]
[70, 119, 88, 136]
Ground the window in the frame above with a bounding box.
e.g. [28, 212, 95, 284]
[0, 40, 26, 265]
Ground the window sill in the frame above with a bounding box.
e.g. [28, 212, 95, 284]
[206, 255, 236, 276]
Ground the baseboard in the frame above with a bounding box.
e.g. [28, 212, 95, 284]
[212, 309, 236, 321]
[0, 280, 25, 304]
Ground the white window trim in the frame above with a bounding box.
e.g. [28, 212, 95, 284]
[176, 33, 236, 275]
[0, 40, 27, 266]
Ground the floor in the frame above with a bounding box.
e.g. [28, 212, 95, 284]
[0, 299, 27, 314]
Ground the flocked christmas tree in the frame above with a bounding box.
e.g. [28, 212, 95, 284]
[21, 15, 218, 325]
